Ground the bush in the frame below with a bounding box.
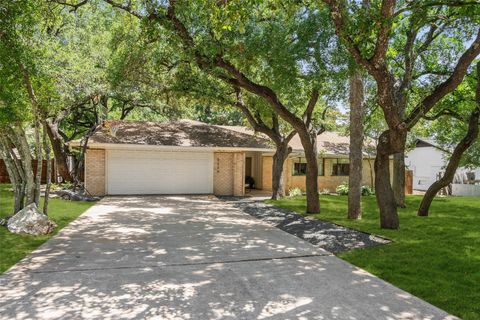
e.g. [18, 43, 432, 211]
[288, 187, 303, 197]
[335, 182, 374, 196]
[335, 182, 349, 195]
[361, 185, 374, 196]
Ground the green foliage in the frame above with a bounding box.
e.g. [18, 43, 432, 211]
[425, 68, 480, 168]
[361, 185, 374, 196]
[335, 182, 374, 196]
[335, 181, 349, 195]
[0, 0, 41, 126]
[269, 195, 480, 319]
[288, 187, 303, 197]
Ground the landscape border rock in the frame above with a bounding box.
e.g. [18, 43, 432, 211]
[55, 189, 100, 202]
[7, 203, 57, 235]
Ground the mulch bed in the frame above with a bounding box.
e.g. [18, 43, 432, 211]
[219, 196, 390, 254]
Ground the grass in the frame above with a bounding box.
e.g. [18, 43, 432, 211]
[268, 195, 480, 320]
[0, 184, 96, 274]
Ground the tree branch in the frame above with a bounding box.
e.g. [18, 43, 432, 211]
[102, 0, 143, 19]
[422, 108, 464, 121]
[53, 0, 88, 12]
[303, 89, 320, 127]
[371, 0, 396, 65]
[406, 29, 480, 128]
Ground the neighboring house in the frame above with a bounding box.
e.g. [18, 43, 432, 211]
[75, 120, 380, 197]
[406, 138, 480, 191]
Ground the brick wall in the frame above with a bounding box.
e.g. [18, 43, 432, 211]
[213, 152, 245, 196]
[262, 156, 385, 193]
[261, 156, 273, 191]
[85, 149, 105, 196]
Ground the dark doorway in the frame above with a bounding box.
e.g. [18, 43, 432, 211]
[245, 157, 252, 177]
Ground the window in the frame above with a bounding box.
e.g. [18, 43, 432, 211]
[292, 158, 325, 176]
[332, 158, 349, 176]
[293, 159, 307, 176]
[318, 158, 324, 176]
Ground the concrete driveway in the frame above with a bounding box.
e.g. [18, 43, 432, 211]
[0, 196, 454, 320]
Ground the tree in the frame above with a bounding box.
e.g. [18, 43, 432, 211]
[0, 0, 45, 211]
[41, 2, 115, 183]
[98, 0, 345, 213]
[323, 0, 480, 228]
[348, 70, 364, 219]
[418, 62, 480, 216]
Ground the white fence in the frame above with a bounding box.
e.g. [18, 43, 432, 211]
[451, 184, 480, 197]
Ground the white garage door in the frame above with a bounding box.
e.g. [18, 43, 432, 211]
[106, 150, 214, 195]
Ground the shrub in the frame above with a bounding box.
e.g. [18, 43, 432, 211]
[335, 182, 374, 196]
[336, 182, 349, 195]
[361, 185, 374, 196]
[288, 187, 303, 197]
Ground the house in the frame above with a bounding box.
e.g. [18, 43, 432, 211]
[406, 138, 480, 191]
[76, 120, 379, 197]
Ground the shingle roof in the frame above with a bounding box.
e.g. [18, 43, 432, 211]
[219, 125, 375, 156]
[289, 131, 351, 155]
[87, 120, 273, 149]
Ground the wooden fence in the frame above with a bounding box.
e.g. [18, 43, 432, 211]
[405, 170, 413, 195]
[0, 159, 56, 184]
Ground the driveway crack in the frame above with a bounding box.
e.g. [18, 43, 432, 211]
[24, 253, 331, 274]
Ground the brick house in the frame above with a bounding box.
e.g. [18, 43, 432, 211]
[76, 120, 382, 197]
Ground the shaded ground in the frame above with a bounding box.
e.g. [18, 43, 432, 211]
[0, 196, 453, 319]
[270, 195, 480, 320]
[220, 196, 390, 254]
[0, 184, 96, 273]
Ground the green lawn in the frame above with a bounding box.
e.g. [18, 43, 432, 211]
[0, 184, 96, 273]
[268, 195, 480, 320]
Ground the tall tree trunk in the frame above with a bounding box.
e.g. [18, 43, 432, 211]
[375, 132, 400, 229]
[33, 119, 42, 205]
[19, 64, 41, 205]
[348, 71, 364, 219]
[271, 141, 291, 200]
[418, 64, 480, 216]
[299, 132, 320, 213]
[43, 123, 52, 215]
[9, 126, 36, 205]
[45, 120, 72, 182]
[72, 124, 97, 191]
[393, 152, 406, 207]
[233, 93, 295, 201]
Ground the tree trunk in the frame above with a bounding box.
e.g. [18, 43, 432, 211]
[0, 135, 24, 213]
[33, 120, 42, 205]
[72, 124, 97, 191]
[418, 64, 480, 216]
[43, 123, 52, 215]
[348, 71, 364, 219]
[46, 120, 72, 182]
[271, 142, 291, 200]
[393, 152, 406, 208]
[299, 131, 320, 213]
[10, 126, 36, 205]
[374, 133, 400, 229]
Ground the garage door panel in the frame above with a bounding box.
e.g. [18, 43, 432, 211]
[107, 150, 213, 195]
